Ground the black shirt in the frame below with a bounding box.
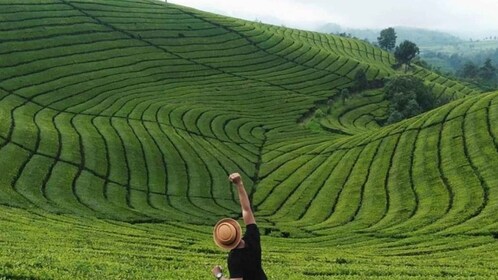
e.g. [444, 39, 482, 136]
[227, 224, 267, 280]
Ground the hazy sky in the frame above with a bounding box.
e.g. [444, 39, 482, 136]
[168, 0, 498, 38]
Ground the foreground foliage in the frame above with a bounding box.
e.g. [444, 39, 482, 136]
[0, 206, 496, 279]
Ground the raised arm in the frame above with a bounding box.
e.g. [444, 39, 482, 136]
[229, 173, 256, 225]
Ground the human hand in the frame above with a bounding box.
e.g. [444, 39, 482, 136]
[211, 265, 222, 277]
[228, 173, 242, 185]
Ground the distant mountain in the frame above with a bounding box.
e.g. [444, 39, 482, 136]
[317, 24, 463, 46]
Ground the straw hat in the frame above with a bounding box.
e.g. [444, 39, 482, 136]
[213, 218, 242, 250]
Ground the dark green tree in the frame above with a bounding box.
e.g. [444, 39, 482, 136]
[460, 61, 479, 78]
[394, 40, 420, 70]
[389, 91, 415, 112]
[405, 99, 422, 116]
[385, 75, 427, 101]
[479, 58, 497, 82]
[386, 110, 403, 124]
[414, 84, 436, 110]
[377, 27, 397, 51]
[354, 69, 368, 91]
[385, 75, 436, 124]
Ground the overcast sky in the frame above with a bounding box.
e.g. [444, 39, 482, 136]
[168, 0, 498, 38]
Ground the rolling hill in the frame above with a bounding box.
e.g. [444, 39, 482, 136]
[0, 0, 497, 279]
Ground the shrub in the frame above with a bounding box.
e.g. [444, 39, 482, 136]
[385, 75, 437, 124]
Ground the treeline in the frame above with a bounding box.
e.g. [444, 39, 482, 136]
[333, 73, 448, 125]
[423, 48, 498, 71]
[421, 50, 498, 89]
[335, 68, 385, 103]
[338, 26, 498, 90]
[378, 27, 497, 90]
[333, 28, 490, 126]
[336, 70, 445, 125]
[458, 59, 497, 89]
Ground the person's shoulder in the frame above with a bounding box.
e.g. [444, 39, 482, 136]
[244, 223, 260, 240]
[246, 223, 257, 228]
[242, 224, 259, 250]
[246, 223, 258, 232]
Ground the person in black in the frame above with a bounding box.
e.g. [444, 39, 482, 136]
[211, 173, 267, 280]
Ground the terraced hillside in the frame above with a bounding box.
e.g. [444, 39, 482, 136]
[0, 0, 496, 279]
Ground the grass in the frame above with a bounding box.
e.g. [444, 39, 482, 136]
[0, 0, 497, 279]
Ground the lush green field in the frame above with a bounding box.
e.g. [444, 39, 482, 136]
[0, 0, 496, 279]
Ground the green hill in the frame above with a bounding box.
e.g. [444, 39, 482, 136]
[0, 0, 496, 279]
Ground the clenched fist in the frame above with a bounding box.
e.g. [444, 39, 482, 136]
[228, 173, 243, 185]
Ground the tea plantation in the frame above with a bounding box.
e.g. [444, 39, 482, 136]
[0, 0, 497, 279]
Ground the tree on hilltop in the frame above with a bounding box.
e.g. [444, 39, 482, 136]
[377, 27, 397, 52]
[394, 40, 419, 71]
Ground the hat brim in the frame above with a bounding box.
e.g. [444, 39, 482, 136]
[213, 218, 242, 250]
